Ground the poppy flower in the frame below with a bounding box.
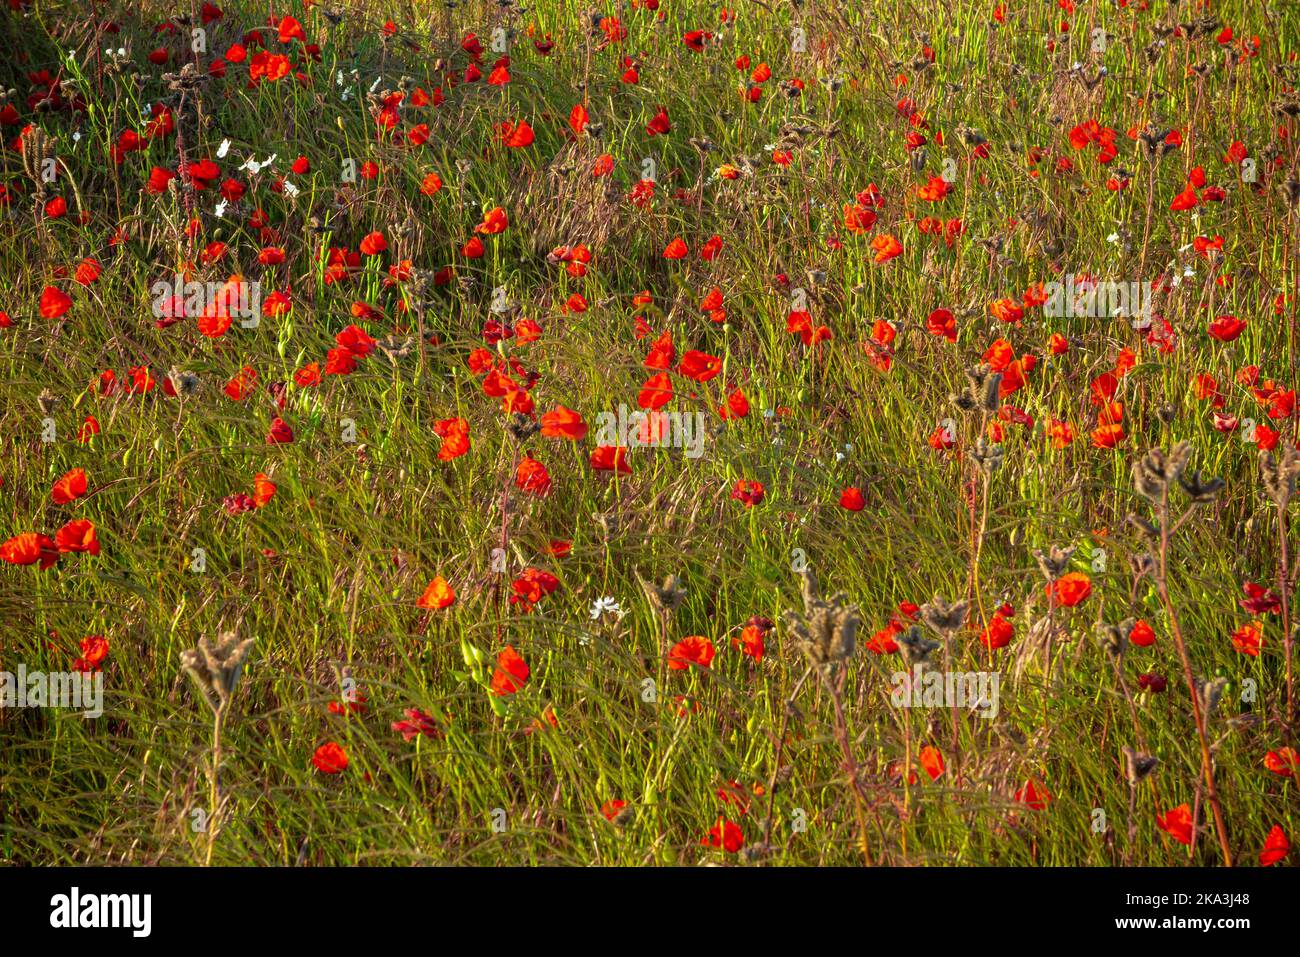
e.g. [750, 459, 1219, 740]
[417, 575, 456, 610]
[1208, 315, 1246, 342]
[433, 417, 470, 460]
[646, 106, 671, 135]
[40, 285, 72, 318]
[662, 237, 688, 259]
[1260, 825, 1290, 866]
[490, 645, 530, 695]
[1230, 620, 1263, 656]
[1264, 747, 1300, 776]
[980, 614, 1014, 650]
[51, 468, 88, 504]
[731, 479, 765, 507]
[312, 741, 348, 774]
[732, 625, 765, 661]
[701, 817, 743, 853]
[668, 635, 715, 671]
[55, 518, 99, 555]
[600, 799, 628, 822]
[870, 234, 903, 263]
[540, 406, 587, 440]
[1129, 619, 1156, 647]
[638, 373, 674, 410]
[840, 487, 866, 511]
[515, 453, 552, 496]
[391, 708, 442, 741]
[1013, 778, 1052, 811]
[359, 231, 387, 256]
[919, 745, 945, 780]
[266, 417, 294, 444]
[926, 308, 957, 342]
[590, 445, 631, 474]
[1156, 804, 1194, 845]
[496, 119, 535, 147]
[476, 206, 508, 235]
[1049, 571, 1091, 607]
[1170, 183, 1199, 211]
[0, 532, 60, 569]
[678, 350, 721, 382]
[73, 635, 110, 674]
[252, 473, 276, 507]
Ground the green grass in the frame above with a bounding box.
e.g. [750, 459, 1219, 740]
[0, 0, 1297, 865]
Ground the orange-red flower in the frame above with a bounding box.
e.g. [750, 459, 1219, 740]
[417, 575, 456, 610]
[1048, 571, 1091, 607]
[312, 741, 348, 774]
[51, 468, 88, 505]
[668, 635, 716, 671]
[490, 645, 530, 695]
[1156, 804, 1194, 845]
[1260, 825, 1290, 866]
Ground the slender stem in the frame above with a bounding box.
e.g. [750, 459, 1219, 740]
[1156, 495, 1232, 866]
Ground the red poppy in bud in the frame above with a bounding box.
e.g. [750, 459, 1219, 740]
[1129, 619, 1156, 647]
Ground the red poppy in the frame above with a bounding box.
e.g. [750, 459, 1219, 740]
[1156, 804, 1194, 845]
[51, 468, 88, 504]
[417, 575, 456, 610]
[312, 741, 348, 774]
[701, 817, 743, 852]
[840, 487, 866, 511]
[668, 635, 716, 671]
[55, 518, 99, 555]
[919, 745, 945, 780]
[1260, 825, 1290, 866]
[515, 453, 552, 496]
[731, 479, 765, 507]
[0, 532, 60, 569]
[490, 645, 530, 695]
[1048, 572, 1091, 607]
